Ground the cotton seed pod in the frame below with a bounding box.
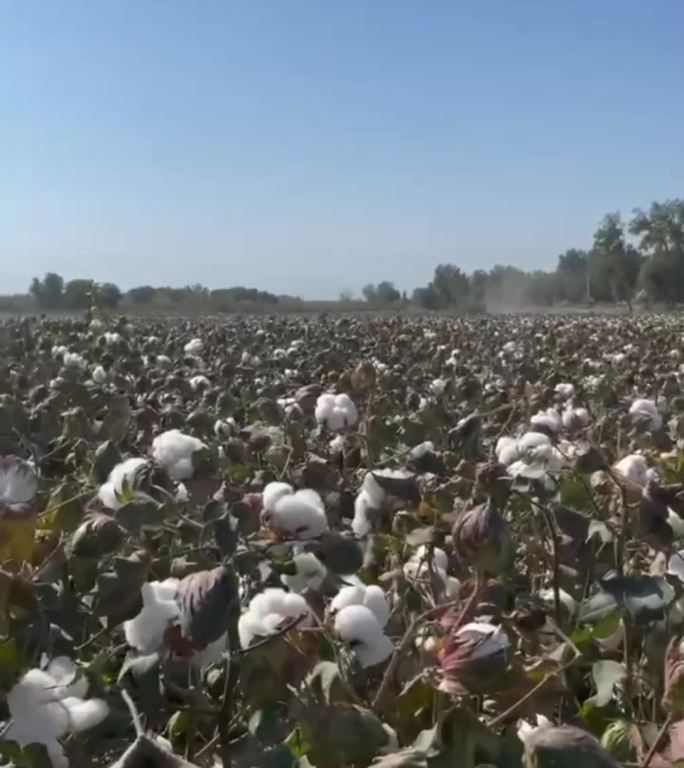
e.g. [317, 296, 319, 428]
[452, 502, 512, 576]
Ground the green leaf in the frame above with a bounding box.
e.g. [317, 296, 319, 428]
[0, 637, 21, 691]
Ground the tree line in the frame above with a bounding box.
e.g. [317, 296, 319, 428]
[24, 199, 684, 313]
[363, 199, 684, 310]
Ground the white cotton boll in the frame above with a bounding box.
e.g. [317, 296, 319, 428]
[62, 697, 110, 732]
[282, 552, 327, 593]
[315, 393, 359, 432]
[562, 406, 590, 429]
[329, 435, 346, 452]
[518, 431, 552, 454]
[52, 345, 69, 358]
[455, 622, 509, 660]
[262, 483, 328, 539]
[496, 436, 519, 466]
[63, 352, 86, 370]
[46, 657, 88, 700]
[538, 587, 577, 616]
[184, 338, 204, 355]
[430, 378, 447, 396]
[502, 341, 517, 353]
[98, 457, 149, 510]
[629, 398, 663, 431]
[124, 580, 180, 654]
[334, 605, 393, 668]
[352, 490, 373, 537]
[0, 456, 38, 505]
[238, 588, 312, 648]
[530, 408, 561, 433]
[190, 375, 211, 391]
[175, 483, 189, 503]
[614, 454, 649, 487]
[89, 318, 104, 332]
[517, 715, 553, 748]
[329, 584, 390, 628]
[152, 429, 207, 481]
[410, 441, 435, 459]
[263, 481, 294, 511]
[5, 664, 108, 768]
[272, 348, 288, 361]
[92, 365, 107, 384]
[403, 546, 458, 600]
[668, 550, 684, 582]
[103, 332, 121, 346]
[156, 354, 172, 368]
[554, 383, 575, 400]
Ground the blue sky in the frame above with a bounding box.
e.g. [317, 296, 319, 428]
[2, 0, 683, 298]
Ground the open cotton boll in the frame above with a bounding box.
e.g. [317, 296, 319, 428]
[5, 663, 108, 768]
[334, 604, 393, 668]
[184, 338, 204, 355]
[613, 454, 650, 487]
[530, 408, 561, 433]
[315, 393, 359, 431]
[238, 588, 312, 648]
[629, 398, 663, 431]
[103, 332, 121, 346]
[0, 456, 38, 507]
[403, 545, 460, 600]
[63, 352, 86, 371]
[561, 406, 590, 430]
[282, 552, 327, 593]
[554, 383, 575, 400]
[538, 587, 577, 616]
[261, 482, 328, 539]
[152, 429, 207, 481]
[98, 457, 150, 510]
[496, 436, 520, 466]
[430, 378, 447, 396]
[124, 580, 180, 654]
[329, 584, 390, 627]
[92, 365, 107, 384]
[214, 418, 237, 439]
[517, 715, 553, 748]
[46, 657, 89, 700]
[190, 375, 211, 391]
[352, 489, 373, 537]
[410, 441, 435, 459]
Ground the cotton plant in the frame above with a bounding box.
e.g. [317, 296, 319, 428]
[328, 583, 391, 628]
[333, 604, 394, 668]
[281, 552, 327, 593]
[613, 454, 655, 488]
[403, 545, 460, 601]
[238, 588, 312, 649]
[189, 374, 211, 391]
[183, 338, 204, 355]
[496, 431, 565, 483]
[98, 457, 151, 509]
[315, 393, 359, 432]
[629, 397, 663, 431]
[352, 469, 416, 537]
[2, 658, 109, 767]
[151, 429, 208, 481]
[261, 481, 329, 539]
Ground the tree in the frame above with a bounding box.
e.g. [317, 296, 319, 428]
[589, 213, 642, 309]
[375, 281, 401, 303]
[338, 288, 354, 302]
[556, 249, 589, 303]
[128, 286, 156, 304]
[99, 283, 122, 308]
[63, 279, 95, 309]
[431, 265, 469, 309]
[30, 272, 64, 308]
[630, 200, 684, 305]
[362, 284, 377, 302]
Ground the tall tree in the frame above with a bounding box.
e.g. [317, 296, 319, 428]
[590, 213, 642, 309]
[556, 249, 589, 303]
[630, 200, 684, 305]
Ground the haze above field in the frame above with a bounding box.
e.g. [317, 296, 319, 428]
[2, 0, 683, 298]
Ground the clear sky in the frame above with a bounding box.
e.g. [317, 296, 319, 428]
[2, 0, 683, 299]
